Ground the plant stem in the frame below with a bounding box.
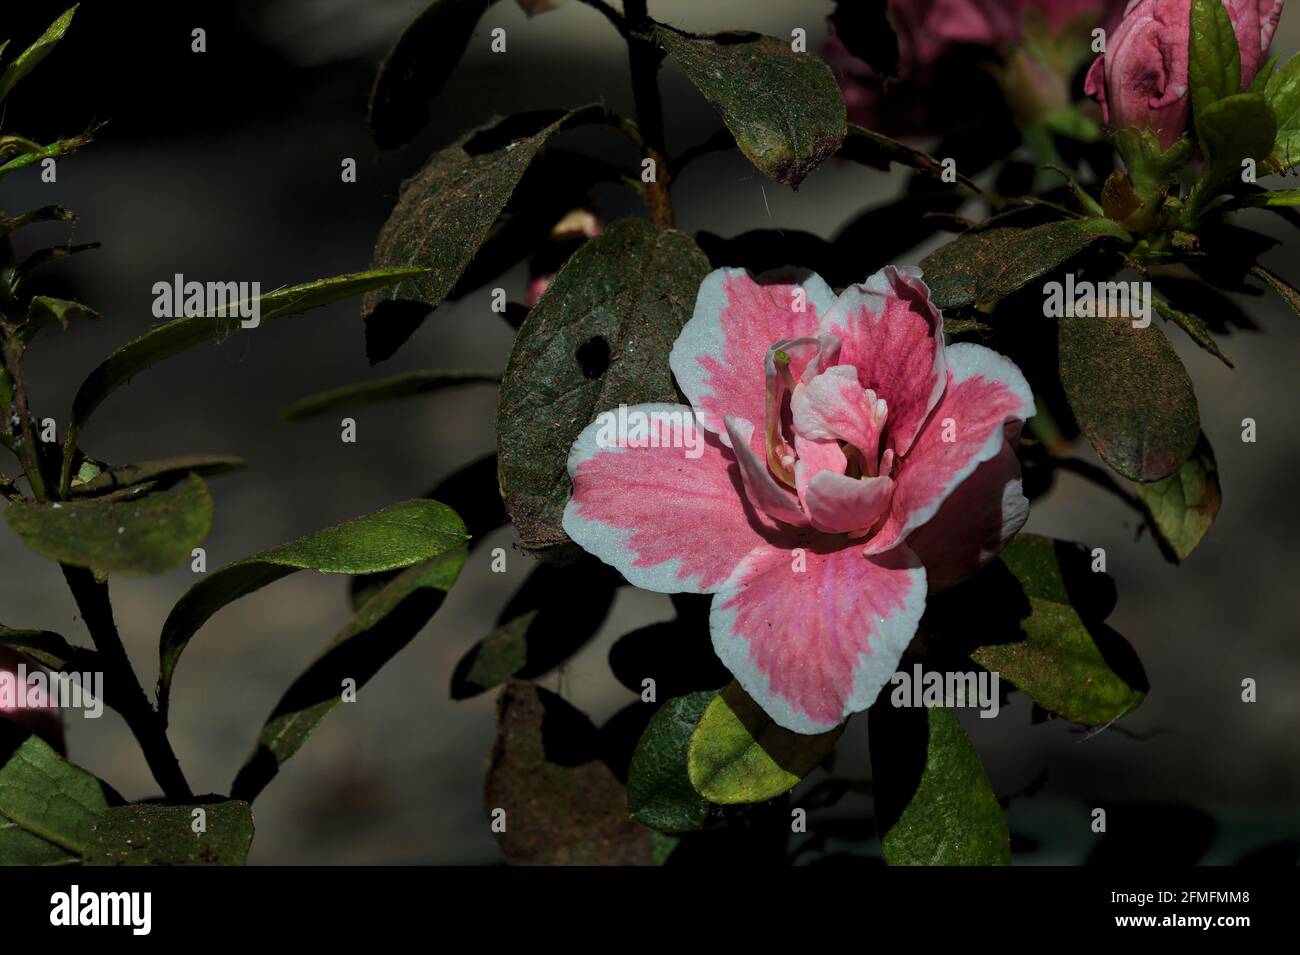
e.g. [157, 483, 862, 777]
[60, 564, 193, 801]
[623, 0, 675, 228]
[1, 329, 50, 501]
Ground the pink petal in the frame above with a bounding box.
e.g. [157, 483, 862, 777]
[710, 540, 927, 733]
[791, 364, 886, 454]
[865, 342, 1034, 555]
[805, 471, 894, 535]
[670, 268, 836, 456]
[817, 266, 946, 458]
[563, 403, 775, 593]
[0, 647, 64, 751]
[906, 439, 1028, 592]
[723, 416, 809, 526]
[793, 432, 848, 510]
[764, 337, 838, 483]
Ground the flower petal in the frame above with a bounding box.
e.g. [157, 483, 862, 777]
[793, 432, 848, 510]
[791, 364, 886, 454]
[905, 439, 1027, 592]
[805, 471, 894, 535]
[563, 403, 774, 593]
[724, 416, 809, 526]
[865, 342, 1034, 555]
[817, 266, 946, 457]
[670, 268, 836, 452]
[710, 540, 927, 734]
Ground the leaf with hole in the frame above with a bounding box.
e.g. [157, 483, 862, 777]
[496, 217, 710, 555]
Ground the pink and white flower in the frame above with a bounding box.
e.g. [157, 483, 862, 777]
[0, 646, 64, 750]
[562, 267, 1035, 734]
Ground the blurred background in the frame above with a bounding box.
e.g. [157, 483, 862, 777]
[0, 0, 1296, 864]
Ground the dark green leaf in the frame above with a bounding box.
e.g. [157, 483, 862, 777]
[1195, 92, 1276, 187]
[0, 6, 76, 102]
[920, 217, 1131, 311]
[450, 560, 618, 699]
[1135, 434, 1220, 562]
[157, 499, 468, 720]
[284, 369, 498, 420]
[0, 726, 116, 866]
[963, 535, 1147, 725]
[61, 268, 426, 491]
[1151, 297, 1233, 367]
[496, 217, 709, 555]
[627, 691, 716, 833]
[1188, 0, 1241, 121]
[687, 682, 842, 805]
[232, 546, 466, 803]
[84, 800, 254, 865]
[361, 106, 607, 363]
[839, 124, 979, 192]
[1059, 312, 1200, 481]
[870, 705, 1009, 865]
[485, 680, 656, 865]
[0, 625, 94, 673]
[19, 296, 99, 348]
[369, 0, 498, 149]
[1265, 53, 1300, 167]
[4, 473, 213, 576]
[653, 25, 846, 187]
[68, 455, 245, 497]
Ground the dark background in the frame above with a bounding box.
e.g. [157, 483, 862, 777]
[1, 0, 1297, 864]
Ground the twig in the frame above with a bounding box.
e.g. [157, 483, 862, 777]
[623, 0, 675, 228]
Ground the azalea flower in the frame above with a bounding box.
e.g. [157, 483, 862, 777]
[562, 267, 1035, 734]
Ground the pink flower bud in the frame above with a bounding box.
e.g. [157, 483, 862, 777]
[0, 646, 65, 751]
[1085, 0, 1285, 150]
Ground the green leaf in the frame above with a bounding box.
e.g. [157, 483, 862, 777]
[4, 472, 214, 576]
[156, 499, 468, 720]
[1151, 297, 1233, 367]
[450, 560, 619, 699]
[19, 296, 99, 348]
[496, 217, 710, 555]
[68, 454, 245, 497]
[1232, 188, 1300, 206]
[369, 0, 498, 149]
[1136, 434, 1221, 562]
[920, 217, 1131, 312]
[84, 800, 254, 865]
[1264, 53, 1300, 168]
[0, 6, 76, 102]
[0, 625, 95, 672]
[0, 205, 75, 239]
[60, 267, 426, 492]
[627, 691, 716, 833]
[686, 682, 842, 805]
[231, 546, 466, 803]
[361, 106, 607, 363]
[652, 25, 846, 187]
[1195, 92, 1276, 182]
[485, 680, 656, 865]
[839, 124, 980, 192]
[284, 369, 498, 421]
[1248, 52, 1280, 94]
[0, 727, 116, 866]
[1188, 0, 1241, 122]
[961, 535, 1148, 726]
[1059, 312, 1201, 482]
[0, 132, 93, 180]
[870, 705, 1009, 866]
[1113, 129, 1193, 198]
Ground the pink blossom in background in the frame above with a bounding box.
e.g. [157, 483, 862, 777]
[563, 267, 1034, 734]
[0, 646, 64, 751]
[1085, 0, 1285, 149]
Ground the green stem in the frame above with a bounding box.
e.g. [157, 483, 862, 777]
[60, 565, 193, 801]
[1, 327, 49, 500]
